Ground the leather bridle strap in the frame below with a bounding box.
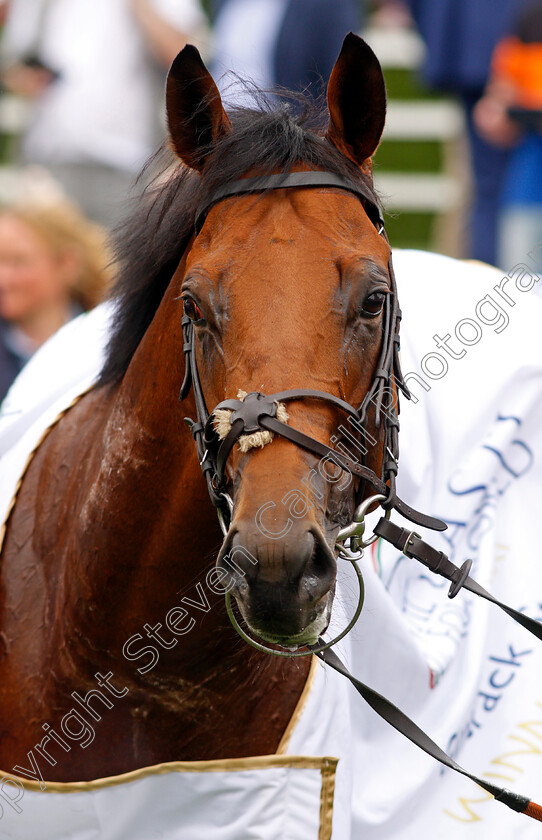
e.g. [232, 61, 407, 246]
[313, 647, 542, 822]
[259, 415, 445, 531]
[375, 518, 542, 640]
[195, 171, 384, 233]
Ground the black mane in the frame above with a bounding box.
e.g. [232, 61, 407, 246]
[98, 97, 378, 386]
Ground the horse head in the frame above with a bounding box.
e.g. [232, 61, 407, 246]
[166, 34, 393, 647]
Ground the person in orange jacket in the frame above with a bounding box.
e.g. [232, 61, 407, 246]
[475, 1, 542, 269]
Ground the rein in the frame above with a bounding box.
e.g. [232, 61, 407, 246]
[179, 169, 542, 823]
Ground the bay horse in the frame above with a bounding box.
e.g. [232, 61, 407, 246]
[0, 34, 393, 783]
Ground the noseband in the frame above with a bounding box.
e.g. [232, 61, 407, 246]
[179, 170, 446, 538]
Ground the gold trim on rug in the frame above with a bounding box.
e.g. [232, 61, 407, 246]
[276, 654, 318, 754]
[2, 754, 338, 793]
[318, 757, 338, 840]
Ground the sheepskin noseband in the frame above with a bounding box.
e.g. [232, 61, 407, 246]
[213, 390, 289, 452]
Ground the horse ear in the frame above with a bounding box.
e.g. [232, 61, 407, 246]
[166, 45, 231, 172]
[326, 33, 386, 172]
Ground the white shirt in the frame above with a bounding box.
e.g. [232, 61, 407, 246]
[2, 0, 206, 171]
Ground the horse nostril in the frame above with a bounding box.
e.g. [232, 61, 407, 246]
[216, 528, 259, 585]
[300, 529, 337, 603]
[236, 576, 249, 596]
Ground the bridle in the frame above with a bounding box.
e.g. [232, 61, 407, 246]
[180, 170, 446, 541]
[178, 168, 542, 637]
[177, 168, 542, 822]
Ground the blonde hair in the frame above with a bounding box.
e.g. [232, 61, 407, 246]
[0, 198, 113, 311]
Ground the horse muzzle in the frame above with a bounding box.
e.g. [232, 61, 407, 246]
[216, 521, 337, 645]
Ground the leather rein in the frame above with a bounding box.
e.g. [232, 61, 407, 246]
[178, 169, 542, 822]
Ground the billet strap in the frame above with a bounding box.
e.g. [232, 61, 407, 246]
[314, 647, 542, 823]
[374, 518, 542, 642]
[194, 171, 384, 234]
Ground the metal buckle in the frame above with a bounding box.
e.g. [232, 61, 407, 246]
[401, 530, 421, 559]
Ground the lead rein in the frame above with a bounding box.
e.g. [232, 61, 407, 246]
[313, 646, 542, 823]
[374, 517, 542, 642]
[318, 515, 542, 822]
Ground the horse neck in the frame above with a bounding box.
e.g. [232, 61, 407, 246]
[67, 264, 226, 667]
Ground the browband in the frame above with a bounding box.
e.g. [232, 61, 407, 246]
[194, 171, 384, 234]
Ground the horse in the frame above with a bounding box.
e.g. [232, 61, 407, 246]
[2, 31, 542, 839]
[0, 34, 396, 784]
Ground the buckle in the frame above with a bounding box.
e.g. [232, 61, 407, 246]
[402, 530, 421, 559]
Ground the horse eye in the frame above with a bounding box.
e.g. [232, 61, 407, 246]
[361, 290, 387, 317]
[183, 296, 205, 323]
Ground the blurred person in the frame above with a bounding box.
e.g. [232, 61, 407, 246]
[0, 187, 112, 404]
[210, 0, 360, 107]
[475, 1, 542, 270]
[0, 0, 207, 228]
[404, 0, 531, 265]
[370, 0, 412, 29]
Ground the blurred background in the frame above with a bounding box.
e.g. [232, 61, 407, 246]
[0, 0, 540, 400]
